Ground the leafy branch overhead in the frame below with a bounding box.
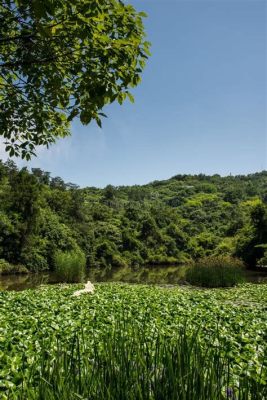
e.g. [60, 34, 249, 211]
[0, 0, 151, 159]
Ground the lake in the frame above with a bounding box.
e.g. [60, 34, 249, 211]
[0, 265, 267, 291]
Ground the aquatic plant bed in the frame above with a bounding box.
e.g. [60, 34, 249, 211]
[0, 283, 266, 399]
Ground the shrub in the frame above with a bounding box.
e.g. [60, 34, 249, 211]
[257, 250, 267, 267]
[255, 245, 267, 266]
[21, 250, 49, 272]
[111, 254, 127, 268]
[185, 256, 245, 287]
[54, 249, 86, 283]
[146, 254, 178, 265]
[20, 236, 50, 272]
[0, 259, 29, 275]
[124, 251, 144, 267]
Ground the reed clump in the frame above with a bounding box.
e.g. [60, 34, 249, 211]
[54, 249, 86, 283]
[185, 256, 245, 287]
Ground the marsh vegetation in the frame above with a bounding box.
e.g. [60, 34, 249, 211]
[0, 283, 266, 399]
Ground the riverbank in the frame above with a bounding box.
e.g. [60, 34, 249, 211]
[1, 264, 267, 291]
[0, 259, 29, 275]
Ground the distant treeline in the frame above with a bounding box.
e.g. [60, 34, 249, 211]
[0, 159, 266, 271]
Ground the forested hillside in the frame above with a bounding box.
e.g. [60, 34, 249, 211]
[0, 159, 266, 271]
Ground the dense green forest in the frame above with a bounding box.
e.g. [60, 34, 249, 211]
[0, 159, 266, 272]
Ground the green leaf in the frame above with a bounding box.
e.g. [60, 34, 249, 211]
[127, 92, 135, 103]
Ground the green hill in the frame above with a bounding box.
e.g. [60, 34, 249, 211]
[0, 159, 266, 271]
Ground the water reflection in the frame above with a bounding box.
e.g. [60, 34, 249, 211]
[0, 273, 51, 291]
[0, 265, 267, 291]
[87, 265, 188, 285]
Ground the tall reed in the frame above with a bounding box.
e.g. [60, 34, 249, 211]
[54, 249, 86, 283]
[15, 325, 266, 400]
[186, 256, 245, 287]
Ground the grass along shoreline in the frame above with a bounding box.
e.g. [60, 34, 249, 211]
[0, 259, 29, 275]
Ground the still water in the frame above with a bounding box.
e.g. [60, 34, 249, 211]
[0, 265, 267, 291]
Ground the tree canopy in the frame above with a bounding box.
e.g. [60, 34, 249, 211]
[0, 0, 150, 159]
[0, 160, 266, 272]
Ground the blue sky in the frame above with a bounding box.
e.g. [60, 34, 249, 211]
[1, 0, 266, 187]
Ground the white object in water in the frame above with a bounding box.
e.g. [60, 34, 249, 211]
[72, 280, 95, 296]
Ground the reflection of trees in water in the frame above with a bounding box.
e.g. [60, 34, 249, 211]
[0, 274, 29, 291]
[85, 265, 267, 285]
[0, 273, 49, 291]
[87, 265, 186, 285]
[1, 266, 266, 291]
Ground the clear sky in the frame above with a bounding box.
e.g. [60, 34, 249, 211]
[1, 0, 266, 187]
